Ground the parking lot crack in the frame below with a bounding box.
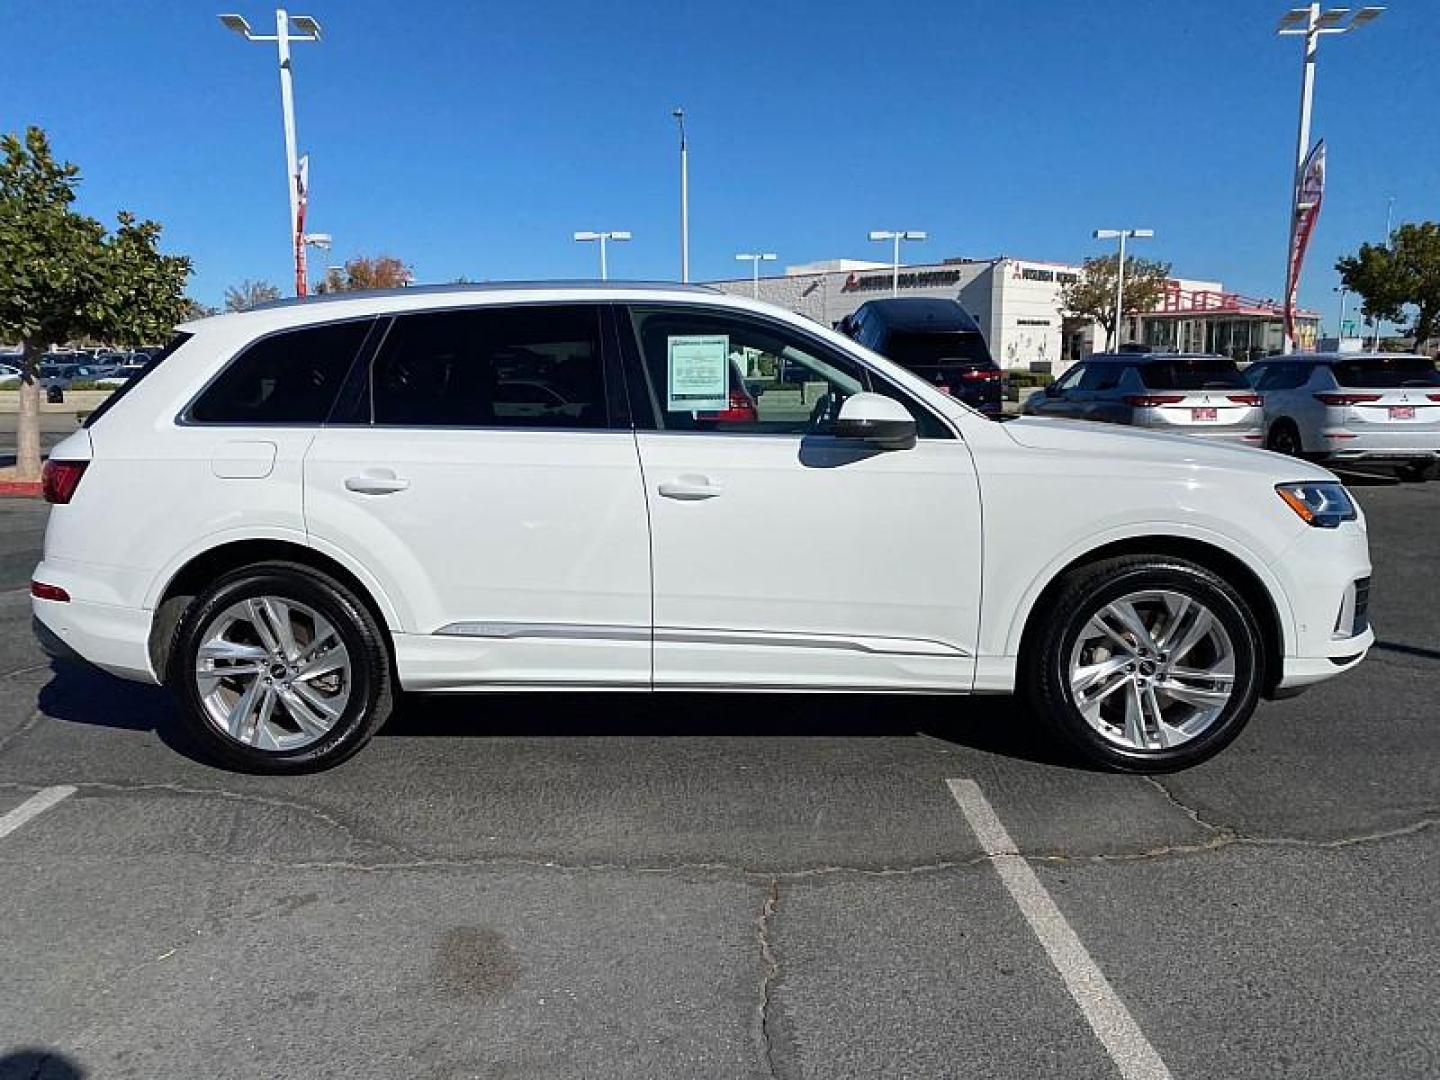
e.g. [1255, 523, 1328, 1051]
[1142, 776, 1231, 834]
[756, 877, 782, 1080]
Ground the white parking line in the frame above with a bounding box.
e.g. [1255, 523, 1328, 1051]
[946, 778, 1173, 1080]
[0, 785, 77, 840]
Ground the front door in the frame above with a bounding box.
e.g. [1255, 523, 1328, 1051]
[303, 302, 652, 690]
[620, 303, 982, 691]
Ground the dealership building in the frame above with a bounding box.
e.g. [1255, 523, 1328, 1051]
[709, 256, 1318, 371]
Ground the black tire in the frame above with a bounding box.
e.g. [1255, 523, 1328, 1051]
[1266, 420, 1303, 457]
[1020, 555, 1266, 772]
[169, 561, 394, 773]
[1396, 461, 1436, 483]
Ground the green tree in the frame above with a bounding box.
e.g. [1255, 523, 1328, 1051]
[315, 254, 413, 293]
[0, 126, 191, 480]
[223, 278, 282, 312]
[1336, 222, 1440, 350]
[1060, 253, 1172, 349]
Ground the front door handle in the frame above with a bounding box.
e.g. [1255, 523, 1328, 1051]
[344, 471, 410, 495]
[657, 475, 722, 501]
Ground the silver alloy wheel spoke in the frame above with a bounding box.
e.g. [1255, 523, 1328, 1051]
[1068, 587, 1237, 753]
[193, 595, 352, 753]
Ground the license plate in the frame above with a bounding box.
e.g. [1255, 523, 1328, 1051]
[1390, 406, 1415, 420]
[1191, 408, 1217, 421]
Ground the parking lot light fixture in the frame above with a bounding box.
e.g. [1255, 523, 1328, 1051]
[573, 230, 631, 281]
[218, 8, 323, 297]
[1093, 228, 1154, 350]
[868, 230, 928, 296]
[1276, 4, 1384, 352]
[673, 108, 689, 283]
[735, 252, 777, 299]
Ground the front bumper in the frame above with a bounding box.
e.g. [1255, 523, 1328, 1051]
[1267, 516, 1374, 692]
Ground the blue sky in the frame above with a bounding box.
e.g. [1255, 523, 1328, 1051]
[3, 0, 1434, 326]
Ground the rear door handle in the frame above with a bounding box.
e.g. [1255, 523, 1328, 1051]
[344, 471, 410, 495]
[657, 475, 722, 501]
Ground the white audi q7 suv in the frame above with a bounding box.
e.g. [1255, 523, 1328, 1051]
[31, 283, 1374, 773]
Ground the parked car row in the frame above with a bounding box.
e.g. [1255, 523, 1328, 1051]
[1023, 350, 1440, 481]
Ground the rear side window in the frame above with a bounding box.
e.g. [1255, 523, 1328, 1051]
[1332, 356, 1440, 388]
[365, 304, 606, 428]
[1140, 359, 1247, 390]
[84, 332, 192, 429]
[189, 320, 372, 424]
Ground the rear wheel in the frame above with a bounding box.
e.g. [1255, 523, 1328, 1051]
[1397, 461, 1436, 482]
[1021, 555, 1265, 772]
[1266, 420, 1303, 457]
[170, 561, 393, 773]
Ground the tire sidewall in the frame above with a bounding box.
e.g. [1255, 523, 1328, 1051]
[1044, 561, 1264, 771]
[173, 565, 385, 773]
[1268, 421, 1301, 456]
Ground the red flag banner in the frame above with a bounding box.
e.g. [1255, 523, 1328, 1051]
[1286, 140, 1326, 344]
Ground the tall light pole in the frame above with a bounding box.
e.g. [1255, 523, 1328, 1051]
[573, 231, 631, 281]
[735, 252, 777, 298]
[1334, 284, 1349, 339]
[1093, 228, 1154, 350]
[219, 9, 323, 297]
[1276, 4, 1384, 351]
[868, 230, 927, 296]
[673, 108, 689, 284]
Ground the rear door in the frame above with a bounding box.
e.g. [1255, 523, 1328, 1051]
[303, 302, 652, 690]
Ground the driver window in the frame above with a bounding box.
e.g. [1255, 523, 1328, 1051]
[628, 307, 871, 435]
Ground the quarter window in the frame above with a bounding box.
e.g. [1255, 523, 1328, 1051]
[364, 305, 606, 428]
[189, 319, 372, 424]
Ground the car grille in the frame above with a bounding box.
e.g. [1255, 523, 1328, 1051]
[1352, 577, 1371, 634]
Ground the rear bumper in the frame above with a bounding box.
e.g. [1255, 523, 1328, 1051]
[31, 558, 159, 684]
[1320, 429, 1440, 461]
[1135, 418, 1264, 446]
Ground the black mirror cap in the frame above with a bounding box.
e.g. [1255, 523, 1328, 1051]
[833, 416, 917, 450]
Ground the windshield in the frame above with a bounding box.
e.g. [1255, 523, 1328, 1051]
[1332, 356, 1440, 388]
[882, 331, 991, 368]
[1140, 359, 1247, 390]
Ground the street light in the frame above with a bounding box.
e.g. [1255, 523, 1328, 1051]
[219, 8, 323, 296]
[1276, 4, 1384, 351]
[573, 230, 631, 281]
[1333, 284, 1349, 340]
[868, 230, 927, 296]
[735, 252, 777, 299]
[1093, 228, 1155, 350]
[673, 107, 689, 284]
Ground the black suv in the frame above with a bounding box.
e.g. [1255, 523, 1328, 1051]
[839, 298, 1001, 416]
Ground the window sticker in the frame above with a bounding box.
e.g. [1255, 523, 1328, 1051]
[666, 334, 729, 411]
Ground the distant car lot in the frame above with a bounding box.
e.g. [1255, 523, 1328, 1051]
[0, 475, 1436, 1078]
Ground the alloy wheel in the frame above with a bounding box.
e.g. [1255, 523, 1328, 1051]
[193, 596, 352, 751]
[1067, 589, 1237, 752]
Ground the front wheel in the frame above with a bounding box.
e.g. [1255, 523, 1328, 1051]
[1021, 555, 1265, 772]
[170, 561, 394, 773]
[1397, 461, 1436, 483]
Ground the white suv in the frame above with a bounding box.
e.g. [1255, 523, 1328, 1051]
[31, 283, 1374, 773]
[1248, 352, 1440, 481]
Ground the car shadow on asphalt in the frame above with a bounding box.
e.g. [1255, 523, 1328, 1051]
[32, 659, 1083, 771]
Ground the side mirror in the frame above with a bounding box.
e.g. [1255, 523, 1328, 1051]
[832, 392, 917, 450]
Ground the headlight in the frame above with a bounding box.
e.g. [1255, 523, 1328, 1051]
[1276, 482, 1357, 528]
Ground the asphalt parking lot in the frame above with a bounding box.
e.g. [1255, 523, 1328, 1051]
[0, 476, 1436, 1080]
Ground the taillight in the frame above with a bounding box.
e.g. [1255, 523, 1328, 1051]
[1428, 393, 1440, 402]
[41, 459, 88, 504]
[959, 369, 1000, 382]
[1315, 393, 1382, 407]
[1124, 395, 1185, 407]
[703, 391, 758, 424]
[1227, 393, 1263, 406]
[30, 581, 70, 602]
